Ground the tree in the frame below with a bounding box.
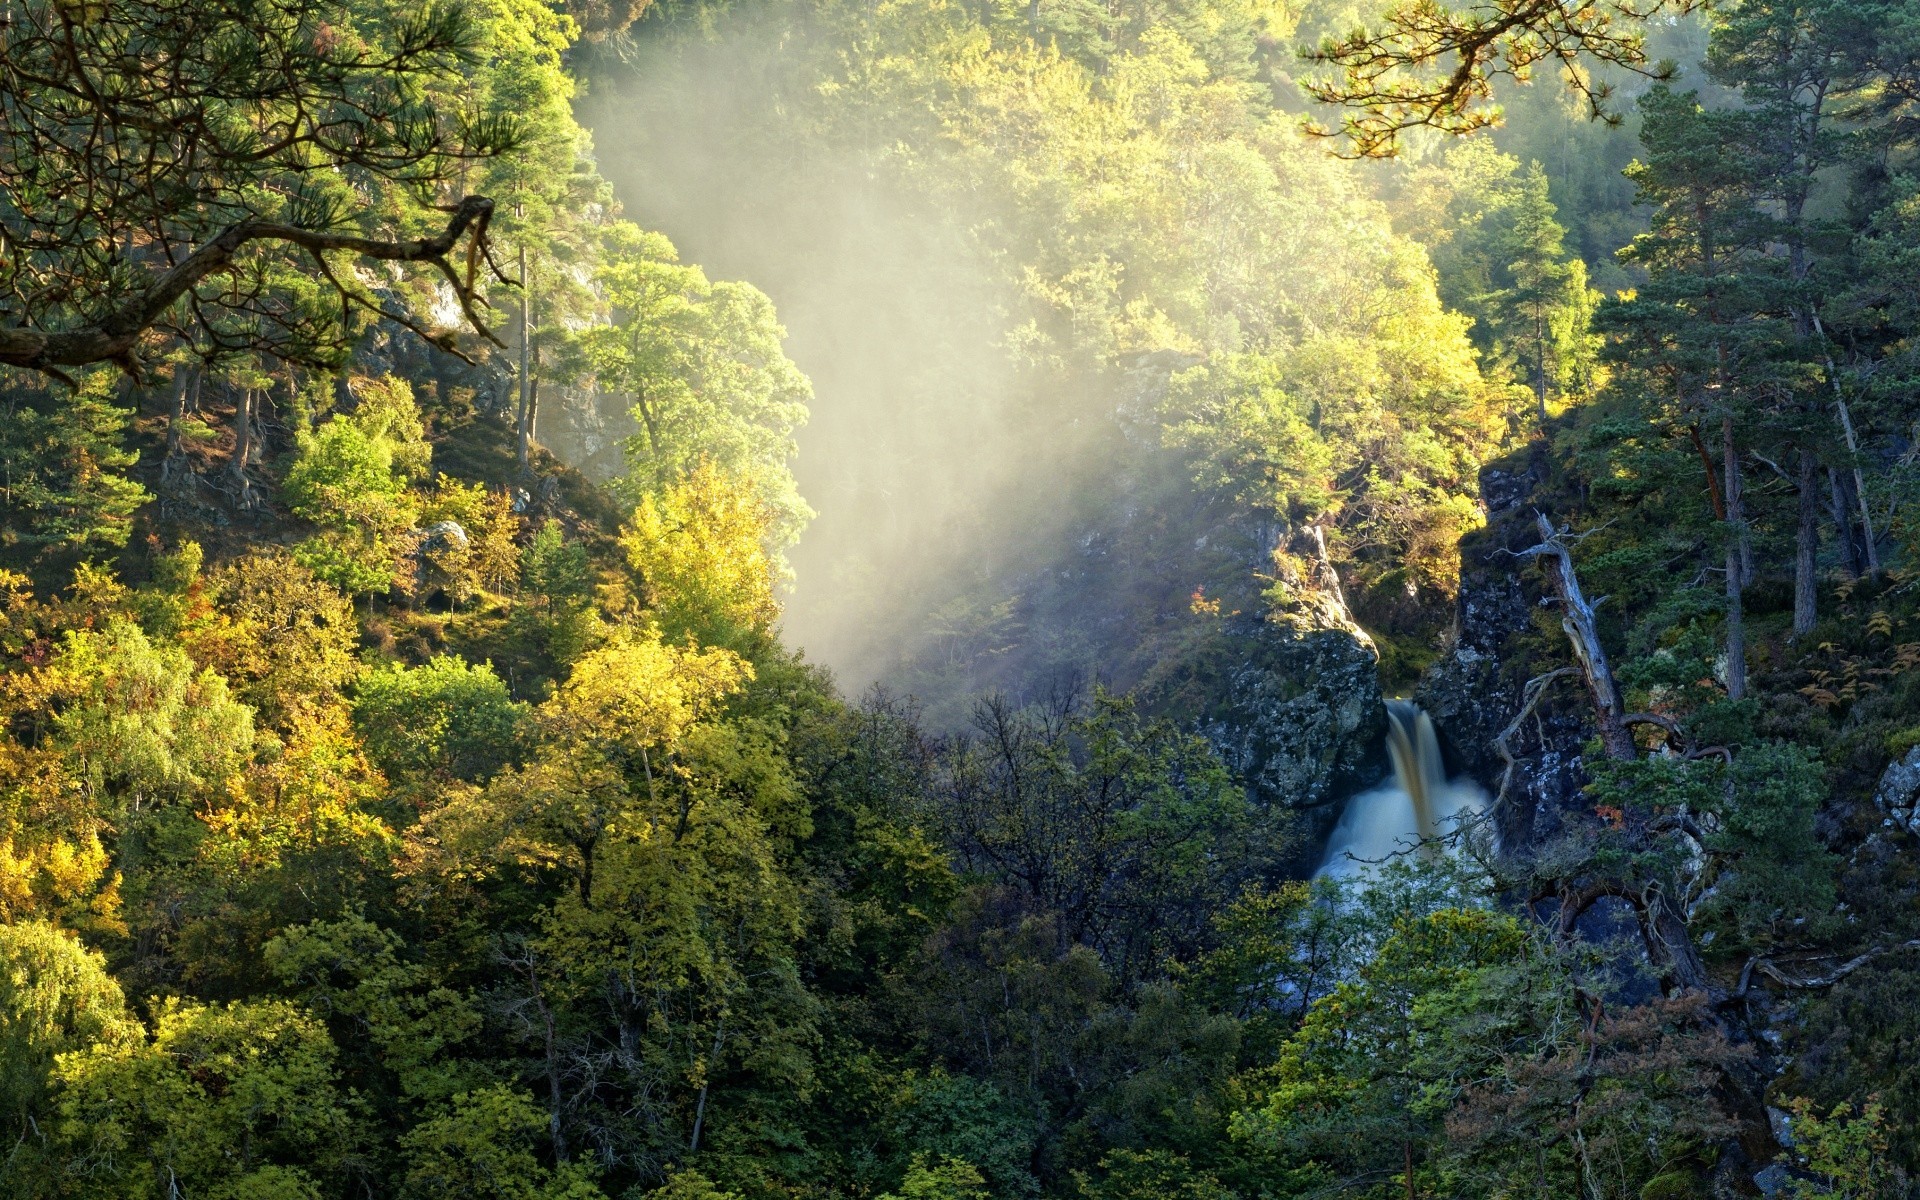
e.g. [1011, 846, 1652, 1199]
[283, 376, 430, 596]
[399, 1085, 607, 1199]
[1603, 85, 1781, 700]
[620, 460, 785, 650]
[48, 997, 363, 1199]
[354, 657, 529, 784]
[187, 550, 363, 729]
[265, 915, 487, 1107]
[420, 475, 524, 602]
[1492, 165, 1600, 423]
[585, 224, 813, 547]
[45, 620, 256, 810]
[1306, 0, 1710, 156]
[0, 371, 149, 549]
[0, 922, 141, 1163]
[0, 0, 516, 379]
[879, 1154, 991, 1200]
[1400, 145, 1601, 427]
[1780, 1099, 1903, 1199]
[514, 520, 605, 671]
[931, 690, 1284, 986]
[1235, 908, 1533, 1198]
[1708, 0, 1859, 631]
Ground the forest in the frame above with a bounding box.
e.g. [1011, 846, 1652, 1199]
[1, 0, 1919, 1197]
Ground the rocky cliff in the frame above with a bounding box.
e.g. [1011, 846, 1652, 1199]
[1416, 447, 1593, 854]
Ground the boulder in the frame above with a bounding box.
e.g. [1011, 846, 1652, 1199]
[1199, 526, 1388, 860]
[1873, 745, 1920, 835]
[1207, 618, 1386, 821]
[417, 520, 469, 554]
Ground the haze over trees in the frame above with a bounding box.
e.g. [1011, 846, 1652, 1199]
[0, 0, 1919, 1198]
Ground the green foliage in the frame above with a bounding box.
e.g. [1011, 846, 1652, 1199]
[0, 0, 514, 376]
[881, 1154, 990, 1200]
[47, 619, 256, 806]
[1584, 737, 1837, 952]
[284, 377, 428, 595]
[5, 0, 1919, 1196]
[640, 1170, 744, 1200]
[1074, 1149, 1233, 1200]
[1236, 907, 1531, 1175]
[513, 520, 604, 671]
[1399, 142, 1604, 421]
[49, 997, 361, 1199]
[933, 690, 1286, 984]
[0, 922, 139, 1138]
[420, 476, 523, 602]
[1782, 1098, 1903, 1200]
[400, 1085, 606, 1199]
[354, 657, 527, 784]
[265, 915, 484, 1104]
[585, 225, 813, 548]
[0, 372, 149, 551]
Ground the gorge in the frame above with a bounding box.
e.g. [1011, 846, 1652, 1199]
[0, 0, 1917, 1198]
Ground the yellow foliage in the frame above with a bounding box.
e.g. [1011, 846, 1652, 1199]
[0, 834, 124, 937]
[420, 475, 523, 599]
[621, 460, 782, 644]
[545, 629, 752, 756]
[198, 710, 397, 879]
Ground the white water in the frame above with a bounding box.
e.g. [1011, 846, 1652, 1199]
[1316, 700, 1487, 880]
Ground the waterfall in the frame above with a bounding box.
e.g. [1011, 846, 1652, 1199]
[1316, 700, 1485, 879]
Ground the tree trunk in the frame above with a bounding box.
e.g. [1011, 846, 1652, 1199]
[517, 243, 534, 474]
[1828, 467, 1862, 579]
[1833, 395, 1880, 579]
[1686, 423, 1727, 521]
[162, 366, 197, 489]
[1645, 888, 1713, 995]
[689, 1015, 727, 1156]
[228, 387, 259, 509]
[1722, 418, 1747, 701]
[527, 369, 540, 452]
[1793, 448, 1818, 638]
[1528, 514, 1636, 761]
[1534, 318, 1549, 426]
[1813, 313, 1881, 579]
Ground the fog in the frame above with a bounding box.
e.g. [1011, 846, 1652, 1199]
[579, 22, 1100, 692]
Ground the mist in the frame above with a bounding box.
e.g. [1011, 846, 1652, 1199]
[579, 20, 1104, 694]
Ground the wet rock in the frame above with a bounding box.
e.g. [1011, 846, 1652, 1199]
[1872, 746, 1920, 836]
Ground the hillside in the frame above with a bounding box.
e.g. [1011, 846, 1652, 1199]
[1, 1, 1919, 1199]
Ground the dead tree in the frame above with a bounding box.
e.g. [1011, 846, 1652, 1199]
[1515, 513, 1637, 761]
[1512, 513, 1716, 997]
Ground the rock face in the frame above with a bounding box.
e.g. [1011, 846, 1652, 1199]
[1201, 527, 1388, 860]
[1208, 617, 1386, 829]
[1415, 449, 1592, 852]
[1873, 746, 1920, 835]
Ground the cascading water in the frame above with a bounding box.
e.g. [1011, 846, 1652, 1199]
[1316, 700, 1487, 879]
